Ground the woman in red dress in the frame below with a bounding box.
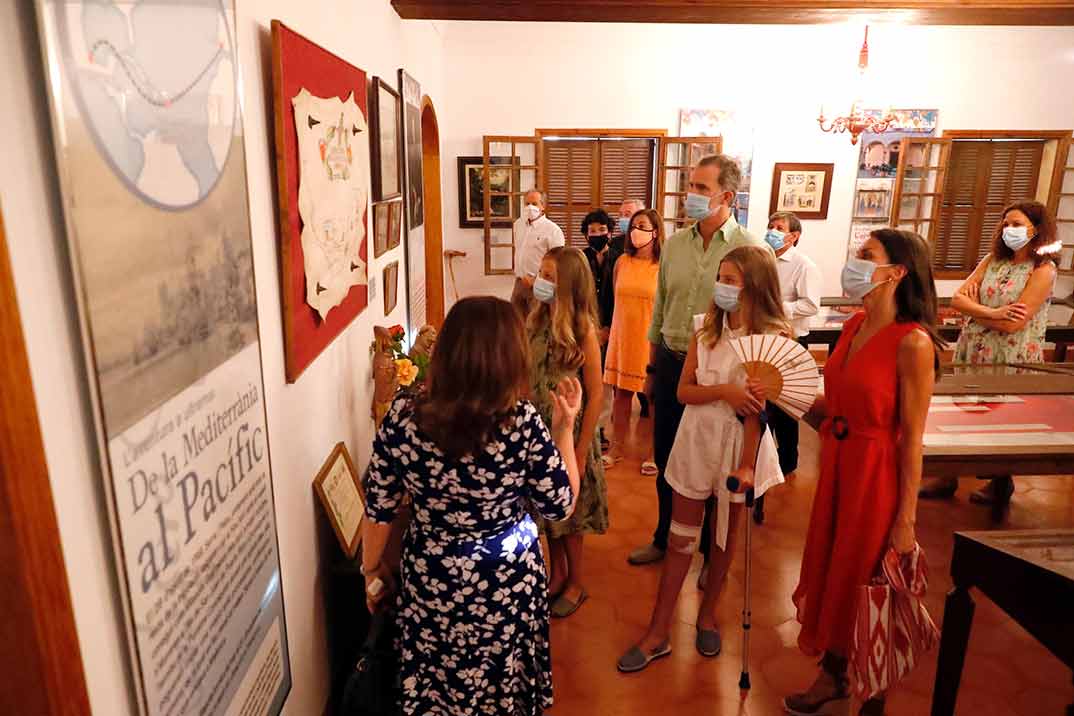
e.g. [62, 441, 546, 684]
[784, 229, 943, 716]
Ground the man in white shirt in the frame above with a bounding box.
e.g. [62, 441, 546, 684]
[755, 211, 822, 524]
[511, 189, 565, 317]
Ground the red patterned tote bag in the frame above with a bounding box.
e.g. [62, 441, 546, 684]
[848, 543, 940, 699]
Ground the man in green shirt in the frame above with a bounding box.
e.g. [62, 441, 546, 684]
[628, 154, 772, 579]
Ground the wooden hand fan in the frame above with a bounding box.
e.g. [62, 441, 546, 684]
[730, 334, 819, 419]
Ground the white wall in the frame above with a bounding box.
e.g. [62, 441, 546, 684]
[1, 1, 444, 714]
[437, 21, 1074, 303]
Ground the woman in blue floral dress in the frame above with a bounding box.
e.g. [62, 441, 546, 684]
[920, 201, 1059, 504]
[361, 297, 582, 716]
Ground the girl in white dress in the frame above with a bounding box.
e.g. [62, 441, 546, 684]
[618, 245, 788, 672]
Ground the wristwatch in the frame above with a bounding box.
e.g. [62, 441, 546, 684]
[645, 364, 656, 375]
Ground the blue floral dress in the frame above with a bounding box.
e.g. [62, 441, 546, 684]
[364, 395, 574, 716]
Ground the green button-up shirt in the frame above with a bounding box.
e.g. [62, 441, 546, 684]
[647, 215, 771, 353]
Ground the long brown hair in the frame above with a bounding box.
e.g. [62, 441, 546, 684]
[624, 208, 664, 262]
[699, 245, 789, 347]
[990, 200, 1059, 266]
[870, 228, 947, 359]
[528, 247, 598, 370]
[415, 297, 530, 459]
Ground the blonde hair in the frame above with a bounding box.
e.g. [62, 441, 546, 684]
[528, 247, 598, 370]
[699, 245, 790, 347]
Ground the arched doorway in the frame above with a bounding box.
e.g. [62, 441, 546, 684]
[420, 96, 445, 327]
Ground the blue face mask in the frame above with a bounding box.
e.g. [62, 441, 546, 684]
[685, 192, 715, 221]
[713, 282, 741, 312]
[617, 217, 631, 235]
[765, 229, 786, 251]
[841, 257, 892, 301]
[533, 277, 556, 304]
[1002, 225, 1031, 251]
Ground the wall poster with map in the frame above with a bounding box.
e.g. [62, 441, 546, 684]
[35, 2, 291, 715]
[271, 21, 370, 382]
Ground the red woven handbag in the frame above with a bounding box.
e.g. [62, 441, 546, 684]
[848, 543, 940, 700]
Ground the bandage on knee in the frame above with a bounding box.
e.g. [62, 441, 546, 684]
[668, 520, 702, 554]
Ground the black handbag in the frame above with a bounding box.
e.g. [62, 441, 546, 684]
[341, 611, 402, 716]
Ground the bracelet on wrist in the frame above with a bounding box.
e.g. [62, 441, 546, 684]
[360, 561, 381, 576]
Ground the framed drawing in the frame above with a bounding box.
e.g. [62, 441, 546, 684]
[769, 163, 834, 220]
[853, 178, 894, 220]
[388, 200, 403, 251]
[383, 261, 400, 316]
[373, 201, 390, 259]
[370, 77, 402, 202]
[313, 442, 364, 559]
[271, 21, 369, 382]
[457, 156, 520, 229]
[398, 69, 423, 230]
[36, 3, 292, 714]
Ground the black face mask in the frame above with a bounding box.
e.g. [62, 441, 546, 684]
[587, 234, 609, 252]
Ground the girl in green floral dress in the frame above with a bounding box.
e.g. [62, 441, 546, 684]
[528, 246, 608, 619]
[923, 201, 1059, 503]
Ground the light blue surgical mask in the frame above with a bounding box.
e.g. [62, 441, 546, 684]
[617, 217, 631, 235]
[685, 192, 714, 220]
[713, 282, 741, 312]
[765, 229, 786, 251]
[841, 257, 892, 301]
[1002, 225, 1031, 251]
[533, 277, 556, 304]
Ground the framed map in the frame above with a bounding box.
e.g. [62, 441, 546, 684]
[35, 2, 291, 714]
[271, 21, 370, 382]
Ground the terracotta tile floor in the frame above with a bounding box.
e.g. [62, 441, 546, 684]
[546, 411, 1074, 715]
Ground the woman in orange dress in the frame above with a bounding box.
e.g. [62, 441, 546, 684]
[603, 209, 663, 474]
[785, 229, 943, 716]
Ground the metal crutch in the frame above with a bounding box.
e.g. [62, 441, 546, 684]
[726, 475, 756, 691]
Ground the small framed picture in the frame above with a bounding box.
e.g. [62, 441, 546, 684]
[388, 200, 403, 251]
[456, 156, 520, 229]
[313, 442, 364, 558]
[769, 163, 834, 220]
[383, 261, 400, 315]
[369, 76, 403, 201]
[373, 201, 390, 259]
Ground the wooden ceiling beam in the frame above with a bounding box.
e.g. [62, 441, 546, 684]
[391, 1, 1074, 26]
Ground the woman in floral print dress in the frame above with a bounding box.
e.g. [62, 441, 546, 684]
[920, 201, 1059, 504]
[361, 297, 582, 716]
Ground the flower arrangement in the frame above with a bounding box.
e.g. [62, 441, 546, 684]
[371, 324, 437, 425]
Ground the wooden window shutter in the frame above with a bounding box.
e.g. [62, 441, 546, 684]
[599, 139, 655, 218]
[891, 137, 951, 269]
[543, 140, 598, 249]
[483, 135, 541, 275]
[931, 138, 1043, 278]
[655, 137, 723, 237]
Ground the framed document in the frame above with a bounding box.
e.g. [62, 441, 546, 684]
[313, 442, 364, 558]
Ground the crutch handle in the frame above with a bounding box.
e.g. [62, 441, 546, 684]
[725, 476, 756, 507]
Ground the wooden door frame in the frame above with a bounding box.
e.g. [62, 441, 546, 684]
[0, 210, 91, 714]
[420, 96, 445, 327]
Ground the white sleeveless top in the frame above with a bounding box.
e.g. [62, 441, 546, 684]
[665, 315, 784, 550]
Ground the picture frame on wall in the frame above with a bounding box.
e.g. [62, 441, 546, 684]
[271, 21, 370, 382]
[388, 200, 403, 251]
[370, 77, 403, 201]
[398, 69, 424, 230]
[769, 163, 834, 220]
[383, 261, 400, 315]
[457, 156, 520, 229]
[313, 442, 364, 559]
[373, 201, 390, 259]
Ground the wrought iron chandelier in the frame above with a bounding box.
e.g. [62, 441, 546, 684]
[816, 26, 898, 145]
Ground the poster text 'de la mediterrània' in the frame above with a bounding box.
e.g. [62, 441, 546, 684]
[35, 1, 292, 714]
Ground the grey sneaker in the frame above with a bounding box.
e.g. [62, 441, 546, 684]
[627, 544, 665, 565]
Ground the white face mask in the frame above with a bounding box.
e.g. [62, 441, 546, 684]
[525, 204, 542, 221]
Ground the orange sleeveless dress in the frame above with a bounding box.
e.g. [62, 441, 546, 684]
[793, 312, 922, 656]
